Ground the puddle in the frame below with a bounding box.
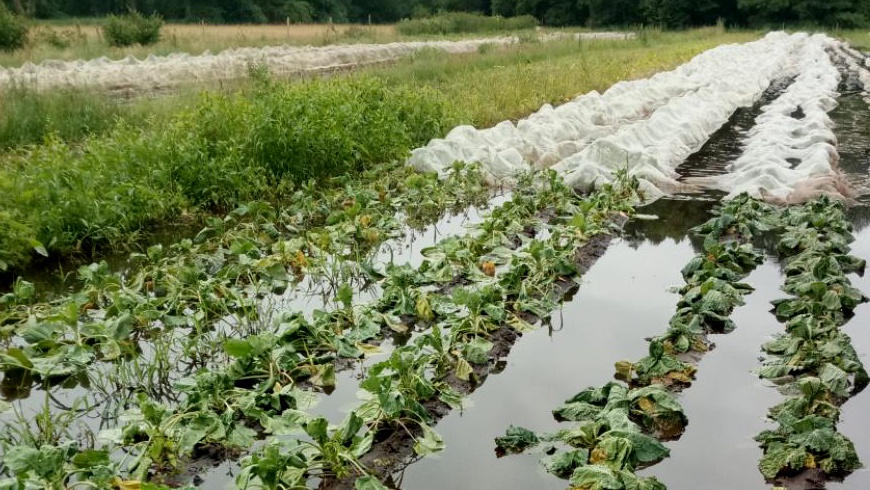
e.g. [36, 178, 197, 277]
[829, 222, 870, 490]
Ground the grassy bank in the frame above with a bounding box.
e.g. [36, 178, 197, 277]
[0, 27, 757, 273]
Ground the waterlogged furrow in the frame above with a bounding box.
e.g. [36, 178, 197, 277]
[553, 35, 803, 201]
[232, 172, 639, 489]
[0, 164, 487, 379]
[755, 199, 868, 488]
[0, 164, 498, 486]
[494, 195, 775, 490]
[0, 170, 622, 488]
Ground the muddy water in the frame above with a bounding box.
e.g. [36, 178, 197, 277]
[397, 228, 693, 489]
[829, 76, 870, 489]
[397, 84, 870, 489]
[394, 195, 779, 490]
[677, 77, 794, 181]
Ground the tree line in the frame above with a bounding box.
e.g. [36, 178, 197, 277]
[3, 0, 869, 27]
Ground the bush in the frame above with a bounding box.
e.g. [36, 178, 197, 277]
[32, 27, 85, 49]
[102, 11, 163, 47]
[397, 12, 538, 36]
[0, 4, 28, 52]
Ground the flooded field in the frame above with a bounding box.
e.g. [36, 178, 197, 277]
[2, 34, 870, 490]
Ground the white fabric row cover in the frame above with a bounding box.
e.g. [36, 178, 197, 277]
[0, 32, 631, 94]
[408, 32, 869, 203]
[698, 34, 846, 203]
[408, 32, 806, 199]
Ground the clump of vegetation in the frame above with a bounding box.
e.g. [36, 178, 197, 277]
[102, 11, 163, 47]
[0, 75, 454, 271]
[31, 27, 85, 49]
[397, 12, 538, 36]
[0, 4, 28, 52]
[0, 86, 124, 149]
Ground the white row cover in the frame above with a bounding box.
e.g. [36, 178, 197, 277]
[0, 32, 630, 95]
[696, 34, 846, 203]
[408, 32, 859, 203]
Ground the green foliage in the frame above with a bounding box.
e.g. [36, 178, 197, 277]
[0, 76, 453, 271]
[753, 196, 867, 483]
[0, 4, 27, 52]
[495, 426, 540, 454]
[397, 12, 538, 36]
[102, 11, 164, 47]
[0, 85, 125, 150]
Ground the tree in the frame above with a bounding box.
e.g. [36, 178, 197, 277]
[582, 0, 641, 26]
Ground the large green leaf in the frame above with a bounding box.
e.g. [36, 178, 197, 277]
[495, 426, 540, 454]
[542, 448, 589, 478]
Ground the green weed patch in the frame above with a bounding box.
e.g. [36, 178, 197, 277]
[0, 76, 454, 272]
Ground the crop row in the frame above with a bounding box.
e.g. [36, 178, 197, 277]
[0, 169, 637, 488]
[0, 162, 491, 488]
[494, 195, 777, 490]
[234, 170, 639, 489]
[755, 198, 867, 484]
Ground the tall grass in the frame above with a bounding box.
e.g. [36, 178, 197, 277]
[397, 12, 538, 36]
[0, 86, 126, 148]
[0, 76, 454, 271]
[379, 29, 759, 127]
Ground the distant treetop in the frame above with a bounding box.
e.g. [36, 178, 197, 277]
[2, 0, 868, 27]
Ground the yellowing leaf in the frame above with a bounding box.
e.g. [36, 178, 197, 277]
[112, 478, 141, 490]
[589, 446, 608, 464]
[357, 343, 384, 357]
[636, 397, 655, 413]
[415, 294, 433, 322]
[455, 358, 474, 381]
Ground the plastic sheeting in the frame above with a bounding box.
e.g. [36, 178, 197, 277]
[0, 32, 632, 95]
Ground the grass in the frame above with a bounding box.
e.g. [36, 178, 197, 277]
[0, 85, 124, 148]
[0, 27, 759, 273]
[835, 29, 870, 49]
[0, 22, 398, 68]
[0, 76, 454, 271]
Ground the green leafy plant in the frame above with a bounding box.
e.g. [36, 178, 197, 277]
[0, 4, 27, 52]
[102, 11, 163, 47]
